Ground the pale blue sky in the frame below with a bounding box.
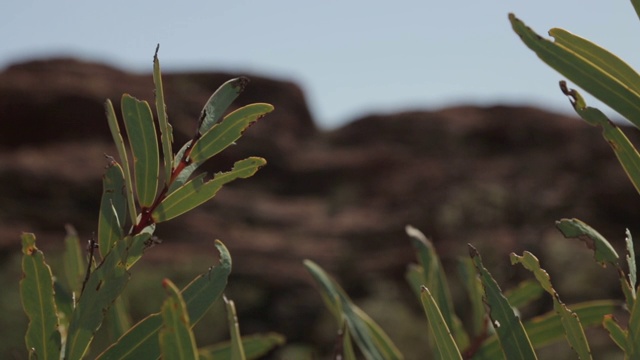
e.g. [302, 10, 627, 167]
[1, 1, 637, 128]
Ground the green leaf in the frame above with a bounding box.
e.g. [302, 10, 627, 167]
[406, 225, 469, 353]
[457, 257, 487, 337]
[198, 77, 250, 135]
[20, 233, 61, 360]
[633, 0, 640, 22]
[159, 279, 198, 360]
[511, 252, 591, 359]
[559, 83, 640, 196]
[627, 229, 637, 298]
[555, 218, 619, 267]
[303, 259, 403, 360]
[469, 244, 537, 360]
[189, 103, 273, 164]
[62, 225, 85, 295]
[121, 94, 159, 208]
[603, 315, 627, 352]
[504, 280, 544, 310]
[98, 159, 127, 257]
[153, 46, 174, 187]
[65, 233, 150, 359]
[105, 99, 137, 227]
[198, 333, 285, 360]
[628, 288, 640, 359]
[476, 300, 619, 359]
[107, 296, 132, 343]
[509, 13, 640, 128]
[152, 157, 266, 222]
[420, 286, 463, 360]
[224, 296, 246, 360]
[97, 240, 232, 360]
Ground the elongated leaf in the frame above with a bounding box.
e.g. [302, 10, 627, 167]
[457, 258, 487, 337]
[198, 77, 250, 134]
[153, 46, 174, 187]
[121, 94, 159, 208]
[559, 83, 640, 196]
[476, 300, 619, 359]
[20, 233, 61, 360]
[189, 103, 273, 164]
[63, 225, 85, 295]
[152, 157, 266, 222]
[469, 245, 537, 360]
[159, 279, 198, 360]
[97, 240, 231, 360]
[224, 297, 246, 360]
[629, 288, 640, 359]
[555, 218, 619, 267]
[511, 252, 591, 359]
[105, 99, 137, 226]
[603, 315, 627, 352]
[406, 226, 456, 334]
[65, 233, 150, 359]
[98, 160, 127, 257]
[509, 13, 640, 128]
[107, 296, 132, 343]
[627, 229, 637, 297]
[304, 260, 403, 360]
[420, 286, 463, 359]
[406, 226, 468, 353]
[198, 333, 285, 360]
[504, 280, 544, 310]
[550, 28, 640, 95]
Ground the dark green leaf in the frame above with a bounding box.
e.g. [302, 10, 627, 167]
[555, 218, 619, 267]
[98, 160, 127, 257]
[511, 252, 591, 359]
[509, 13, 640, 128]
[198, 333, 285, 360]
[121, 94, 159, 208]
[65, 233, 150, 359]
[420, 286, 463, 359]
[62, 225, 85, 295]
[603, 315, 627, 352]
[224, 297, 246, 360]
[105, 99, 137, 226]
[153, 47, 174, 187]
[304, 260, 403, 360]
[97, 240, 231, 360]
[469, 244, 537, 360]
[159, 279, 198, 360]
[20, 233, 61, 360]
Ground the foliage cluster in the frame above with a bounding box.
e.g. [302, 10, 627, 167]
[17, 1, 640, 359]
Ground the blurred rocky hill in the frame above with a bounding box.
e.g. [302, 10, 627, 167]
[1, 58, 639, 354]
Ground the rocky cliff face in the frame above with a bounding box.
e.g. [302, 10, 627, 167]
[1, 58, 638, 353]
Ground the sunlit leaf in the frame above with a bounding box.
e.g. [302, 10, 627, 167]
[121, 94, 159, 208]
[153, 157, 266, 222]
[198, 77, 250, 135]
[189, 103, 273, 164]
[224, 296, 246, 360]
[509, 13, 640, 128]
